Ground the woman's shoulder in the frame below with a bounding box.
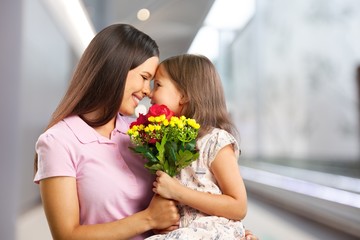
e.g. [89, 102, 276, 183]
[37, 116, 80, 144]
[39, 119, 67, 138]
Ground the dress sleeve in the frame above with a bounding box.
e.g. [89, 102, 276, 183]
[34, 132, 76, 183]
[203, 129, 240, 168]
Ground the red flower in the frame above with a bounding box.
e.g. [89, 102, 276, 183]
[146, 104, 174, 120]
[130, 113, 148, 128]
[148, 138, 158, 144]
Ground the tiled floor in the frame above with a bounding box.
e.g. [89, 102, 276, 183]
[16, 194, 358, 240]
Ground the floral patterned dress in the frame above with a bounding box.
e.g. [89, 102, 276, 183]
[146, 128, 245, 240]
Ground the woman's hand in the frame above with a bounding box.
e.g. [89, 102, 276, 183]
[147, 194, 180, 230]
[152, 170, 182, 200]
[153, 223, 180, 235]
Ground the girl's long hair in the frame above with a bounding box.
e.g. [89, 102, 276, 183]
[34, 24, 159, 173]
[160, 54, 237, 139]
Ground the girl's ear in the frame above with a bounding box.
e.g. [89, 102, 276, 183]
[179, 94, 189, 105]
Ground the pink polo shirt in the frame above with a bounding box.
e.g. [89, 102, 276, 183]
[34, 114, 155, 239]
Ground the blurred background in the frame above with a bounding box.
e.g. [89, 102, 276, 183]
[1, 0, 359, 239]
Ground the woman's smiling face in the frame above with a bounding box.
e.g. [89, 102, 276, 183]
[120, 56, 159, 116]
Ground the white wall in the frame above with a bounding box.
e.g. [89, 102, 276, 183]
[0, 3, 73, 237]
[0, 1, 22, 239]
[18, 0, 73, 213]
[231, 0, 360, 162]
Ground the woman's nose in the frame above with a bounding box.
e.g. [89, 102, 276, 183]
[147, 89, 153, 98]
[143, 81, 151, 96]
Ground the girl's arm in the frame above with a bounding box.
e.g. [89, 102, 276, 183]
[40, 176, 179, 240]
[153, 144, 247, 221]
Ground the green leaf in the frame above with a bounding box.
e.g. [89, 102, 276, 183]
[177, 149, 193, 162]
[156, 134, 167, 164]
[166, 142, 177, 163]
[176, 150, 199, 169]
[143, 151, 158, 163]
[144, 163, 163, 174]
[165, 142, 178, 176]
[184, 139, 196, 151]
[130, 146, 158, 163]
[163, 158, 170, 175]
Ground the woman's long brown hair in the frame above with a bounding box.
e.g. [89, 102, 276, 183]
[160, 54, 237, 139]
[34, 24, 159, 174]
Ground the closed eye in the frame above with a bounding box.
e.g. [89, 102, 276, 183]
[153, 80, 161, 88]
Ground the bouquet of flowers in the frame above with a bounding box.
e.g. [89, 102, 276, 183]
[127, 104, 200, 177]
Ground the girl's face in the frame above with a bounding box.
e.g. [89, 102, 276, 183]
[120, 56, 159, 116]
[149, 65, 184, 116]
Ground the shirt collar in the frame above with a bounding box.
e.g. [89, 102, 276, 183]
[116, 114, 136, 134]
[63, 114, 136, 144]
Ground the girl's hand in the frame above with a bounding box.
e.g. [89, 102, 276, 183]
[152, 170, 181, 200]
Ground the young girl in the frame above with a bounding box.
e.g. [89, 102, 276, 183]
[147, 54, 247, 239]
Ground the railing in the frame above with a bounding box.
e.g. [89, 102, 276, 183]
[241, 163, 360, 238]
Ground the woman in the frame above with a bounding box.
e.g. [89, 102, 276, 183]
[34, 23, 179, 240]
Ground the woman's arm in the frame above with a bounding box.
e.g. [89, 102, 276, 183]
[153, 144, 247, 221]
[40, 176, 179, 240]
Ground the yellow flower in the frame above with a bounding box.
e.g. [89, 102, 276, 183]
[163, 119, 169, 126]
[148, 124, 155, 132]
[132, 131, 139, 137]
[170, 116, 179, 122]
[187, 119, 200, 129]
[148, 116, 155, 122]
[160, 114, 166, 122]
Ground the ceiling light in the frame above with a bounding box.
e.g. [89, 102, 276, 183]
[137, 8, 150, 21]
